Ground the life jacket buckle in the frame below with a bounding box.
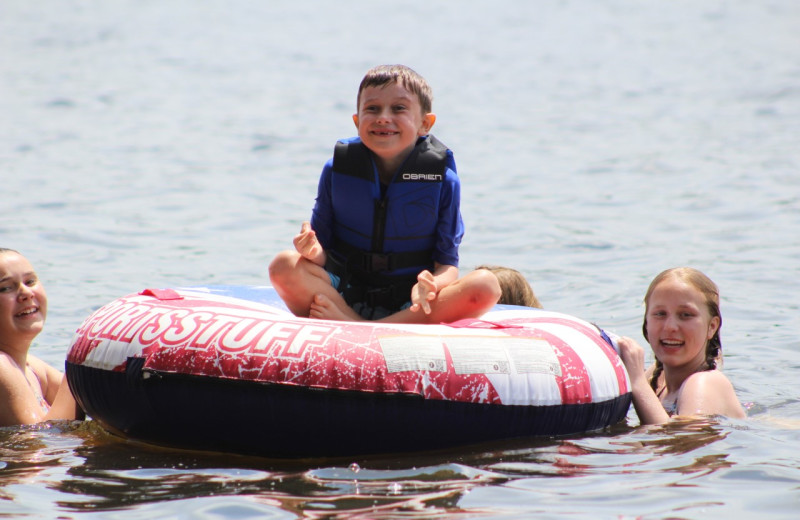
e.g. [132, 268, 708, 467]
[366, 253, 393, 272]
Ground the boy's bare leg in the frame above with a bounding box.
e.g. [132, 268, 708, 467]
[309, 294, 364, 321]
[310, 269, 501, 324]
[377, 269, 501, 324]
[268, 250, 349, 317]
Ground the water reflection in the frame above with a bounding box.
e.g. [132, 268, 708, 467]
[631, 418, 732, 453]
[469, 418, 739, 483]
[58, 440, 284, 512]
[0, 420, 86, 498]
[299, 463, 507, 519]
[44, 425, 503, 517]
[0, 417, 744, 518]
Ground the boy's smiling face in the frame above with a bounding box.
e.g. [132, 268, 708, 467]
[353, 81, 436, 172]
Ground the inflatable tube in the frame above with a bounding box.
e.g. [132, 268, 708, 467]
[66, 286, 631, 458]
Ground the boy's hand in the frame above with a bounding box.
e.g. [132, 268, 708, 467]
[293, 221, 325, 265]
[409, 270, 438, 315]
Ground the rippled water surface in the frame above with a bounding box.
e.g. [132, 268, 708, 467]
[2, 1, 799, 518]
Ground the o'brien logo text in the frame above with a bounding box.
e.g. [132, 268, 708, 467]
[401, 173, 442, 181]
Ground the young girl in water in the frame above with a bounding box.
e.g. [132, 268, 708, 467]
[0, 248, 82, 426]
[617, 267, 746, 424]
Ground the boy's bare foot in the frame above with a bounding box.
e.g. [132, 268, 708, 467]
[309, 294, 364, 321]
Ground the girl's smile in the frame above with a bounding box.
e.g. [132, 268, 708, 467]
[0, 251, 48, 348]
[645, 277, 719, 370]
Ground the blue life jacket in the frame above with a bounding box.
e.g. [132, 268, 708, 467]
[325, 135, 455, 311]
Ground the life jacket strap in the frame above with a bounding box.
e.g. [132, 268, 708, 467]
[325, 253, 420, 312]
[332, 239, 433, 273]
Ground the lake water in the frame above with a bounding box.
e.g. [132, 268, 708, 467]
[2, 0, 799, 518]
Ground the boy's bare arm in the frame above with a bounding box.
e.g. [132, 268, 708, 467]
[409, 263, 458, 314]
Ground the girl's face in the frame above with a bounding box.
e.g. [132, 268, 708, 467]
[645, 276, 719, 371]
[0, 252, 48, 349]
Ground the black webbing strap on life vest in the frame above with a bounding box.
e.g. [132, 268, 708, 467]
[325, 251, 424, 312]
[331, 239, 433, 274]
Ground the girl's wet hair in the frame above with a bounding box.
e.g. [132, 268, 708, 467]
[475, 265, 542, 308]
[644, 267, 722, 391]
[357, 64, 433, 114]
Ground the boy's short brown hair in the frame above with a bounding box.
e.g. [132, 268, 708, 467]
[357, 64, 433, 114]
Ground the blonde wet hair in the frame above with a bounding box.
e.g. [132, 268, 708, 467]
[475, 265, 542, 308]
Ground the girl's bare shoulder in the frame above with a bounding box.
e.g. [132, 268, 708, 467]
[683, 369, 734, 390]
[679, 369, 746, 419]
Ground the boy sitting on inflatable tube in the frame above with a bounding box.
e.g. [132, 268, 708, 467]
[269, 64, 502, 323]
